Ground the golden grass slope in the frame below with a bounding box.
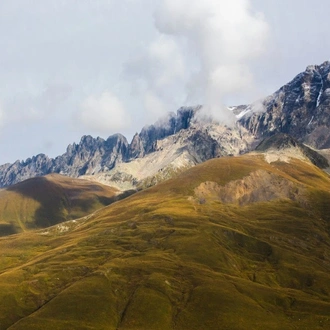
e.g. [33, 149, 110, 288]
[0, 154, 330, 329]
[0, 173, 121, 235]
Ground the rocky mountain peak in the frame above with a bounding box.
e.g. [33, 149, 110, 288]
[130, 106, 198, 156]
[1, 61, 330, 188]
[0, 106, 201, 188]
[306, 60, 330, 73]
[239, 61, 330, 149]
[128, 133, 144, 159]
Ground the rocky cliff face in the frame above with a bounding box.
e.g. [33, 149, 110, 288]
[81, 121, 254, 190]
[0, 107, 200, 188]
[54, 134, 129, 176]
[2, 61, 330, 188]
[130, 106, 197, 156]
[0, 134, 129, 187]
[254, 133, 329, 169]
[238, 61, 330, 148]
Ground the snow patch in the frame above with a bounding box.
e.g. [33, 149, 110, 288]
[236, 106, 251, 120]
[316, 75, 324, 107]
[308, 116, 314, 126]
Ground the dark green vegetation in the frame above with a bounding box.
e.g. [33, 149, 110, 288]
[0, 174, 129, 235]
[1, 155, 330, 329]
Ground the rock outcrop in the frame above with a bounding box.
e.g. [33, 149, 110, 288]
[0, 107, 207, 187]
[255, 133, 329, 169]
[2, 61, 330, 188]
[0, 134, 129, 187]
[238, 61, 330, 148]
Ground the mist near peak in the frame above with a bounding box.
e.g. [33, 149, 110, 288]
[126, 0, 269, 126]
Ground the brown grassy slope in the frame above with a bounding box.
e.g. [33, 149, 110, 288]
[0, 173, 124, 235]
[1, 155, 330, 329]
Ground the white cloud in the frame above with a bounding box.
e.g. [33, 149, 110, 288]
[143, 90, 168, 122]
[150, 0, 269, 123]
[4, 0, 330, 164]
[124, 33, 187, 125]
[122, 0, 269, 126]
[79, 91, 131, 133]
[147, 36, 185, 90]
[2, 83, 72, 124]
[125, 35, 185, 91]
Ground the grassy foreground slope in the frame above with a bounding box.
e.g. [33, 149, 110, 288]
[0, 155, 330, 329]
[0, 174, 122, 235]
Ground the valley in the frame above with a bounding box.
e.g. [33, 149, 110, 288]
[0, 62, 330, 329]
[0, 151, 330, 329]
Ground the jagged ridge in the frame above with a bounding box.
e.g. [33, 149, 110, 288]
[239, 61, 330, 148]
[0, 107, 198, 188]
[2, 60, 330, 188]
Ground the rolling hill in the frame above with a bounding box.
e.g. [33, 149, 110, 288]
[0, 150, 330, 329]
[0, 173, 133, 236]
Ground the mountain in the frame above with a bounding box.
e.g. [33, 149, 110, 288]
[0, 174, 134, 236]
[0, 107, 255, 188]
[2, 61, 330, 189]
[0, 134, 129, 188]
[238, 61, 330, 148]
[0, 108, 197, 188]
[82, 122, 254, 190]
[1, 152, 330, 329]
[2, 61, 330, 329]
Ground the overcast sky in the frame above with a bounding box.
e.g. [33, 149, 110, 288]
[0, 0, 329, 163]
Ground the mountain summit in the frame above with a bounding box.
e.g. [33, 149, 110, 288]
[239, 61, 330, 148]
[0, 106, 254, 188]
[1, 62, 330, 329]
[1, 62, 330, 188]
[0, 108, 198, 187]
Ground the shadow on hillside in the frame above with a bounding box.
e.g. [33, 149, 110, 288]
[8, 176, 71, 228]
[7, 176, 137, 229]
[0, 223, 17, 236]
[98, 189, 137, 206]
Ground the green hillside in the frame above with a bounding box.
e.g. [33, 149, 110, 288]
[0, 155, 330, 329]
[0, 174, 122, 235]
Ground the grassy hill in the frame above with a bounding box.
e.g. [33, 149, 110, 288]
[0, 154, 330, 329]
[0, 173, 127, 235]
